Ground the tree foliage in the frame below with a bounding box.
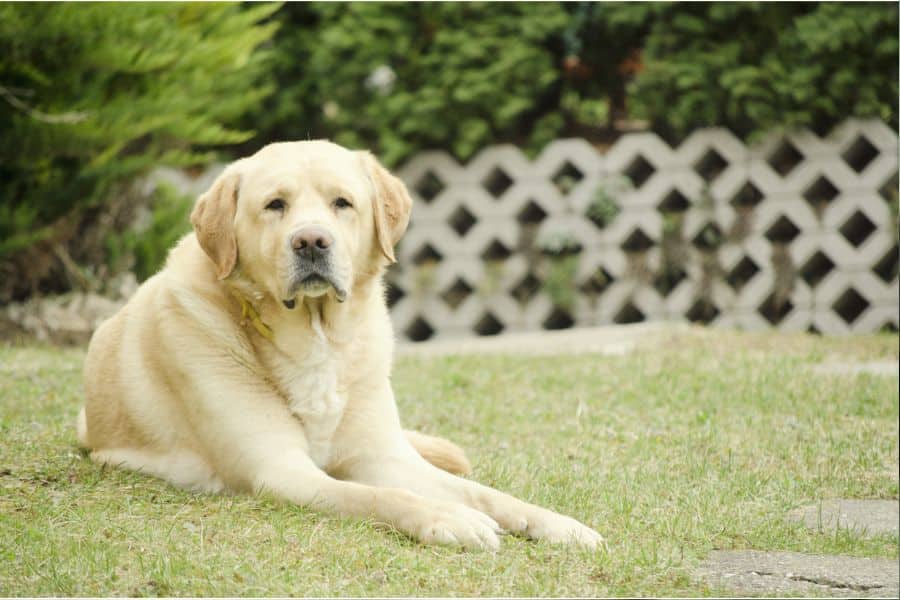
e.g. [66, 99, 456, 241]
[0, 2, 278, 300]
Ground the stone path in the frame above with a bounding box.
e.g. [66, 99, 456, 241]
[697, 499, 899, 596]
[695, 550, 899, 598]
[789, 499, 899, 537]
[810, 361, 900, 377]
[396, 321, 696, 357]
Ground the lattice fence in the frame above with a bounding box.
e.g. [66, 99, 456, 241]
[386, 119, 899, 341]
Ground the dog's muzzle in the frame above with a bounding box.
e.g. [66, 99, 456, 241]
[283, 226, 347, 308]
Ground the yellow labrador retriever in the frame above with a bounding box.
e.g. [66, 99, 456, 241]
[78, 141, 603, 550]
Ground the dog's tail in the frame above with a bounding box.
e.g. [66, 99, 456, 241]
[404, 430, 472, 476]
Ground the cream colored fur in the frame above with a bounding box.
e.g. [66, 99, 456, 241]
[79, 141, 603, 550]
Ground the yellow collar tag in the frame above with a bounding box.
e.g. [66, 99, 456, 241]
[230, 290, 275, 342]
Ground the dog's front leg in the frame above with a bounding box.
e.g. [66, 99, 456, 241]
[255, 457, 503, 550]
[333, 380, 604, 549]
[339, 451, 605, 549]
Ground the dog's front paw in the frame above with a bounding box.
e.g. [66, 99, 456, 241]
[525, 511, 605, 549]
[407, 501, 502, 551]
[493, 503, 605, 549]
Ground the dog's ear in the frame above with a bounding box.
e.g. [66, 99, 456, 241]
[190, 170, 240, 280]
[358, 151, 413, 264]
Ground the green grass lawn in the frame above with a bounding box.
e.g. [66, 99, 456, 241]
[1, 328, 897, 596]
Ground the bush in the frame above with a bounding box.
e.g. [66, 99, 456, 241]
[596, 2, 899, 140]
[249, 2, 898, 166]
[248, 2, 576, 165]
[0, 3, 278, 301]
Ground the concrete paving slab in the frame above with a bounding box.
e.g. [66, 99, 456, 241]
[810, 361, 899, 377]
[695, 550, 899, 598]
[789, 499, 899, 537]
[396, 321, 697, 357]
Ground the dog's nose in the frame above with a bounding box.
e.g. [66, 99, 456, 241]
[291, 226, 333, 256]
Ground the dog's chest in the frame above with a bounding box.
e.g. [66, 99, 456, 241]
[269, 340, 346, 468]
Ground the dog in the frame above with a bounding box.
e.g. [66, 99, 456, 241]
[78, 141, 603, 550]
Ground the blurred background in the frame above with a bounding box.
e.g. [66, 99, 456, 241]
[0, 2, 897, 343]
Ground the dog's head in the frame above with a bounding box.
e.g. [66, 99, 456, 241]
[190, 141, 412, 308]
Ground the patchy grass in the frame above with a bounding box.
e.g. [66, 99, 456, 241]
[0, 329, 897, 596]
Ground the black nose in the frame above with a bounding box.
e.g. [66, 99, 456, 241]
[291, 226, 333, 259]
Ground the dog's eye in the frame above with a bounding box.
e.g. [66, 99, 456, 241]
[265, 198, 286, 212]
[333, 197, 353, 210]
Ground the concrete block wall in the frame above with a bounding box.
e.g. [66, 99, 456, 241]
[387, 119, 899, 341]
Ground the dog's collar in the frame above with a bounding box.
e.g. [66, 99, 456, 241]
[229, 289, 275, 342]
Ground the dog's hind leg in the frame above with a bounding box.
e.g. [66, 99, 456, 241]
[89, 447, 225, 494]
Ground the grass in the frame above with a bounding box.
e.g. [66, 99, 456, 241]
[0, 328, 897, 596]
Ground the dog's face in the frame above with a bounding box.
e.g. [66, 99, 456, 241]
[190, 141, 412, 307]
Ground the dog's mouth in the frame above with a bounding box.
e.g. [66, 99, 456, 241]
[302, 273, 328, 287]
[283, 270, 347, 309]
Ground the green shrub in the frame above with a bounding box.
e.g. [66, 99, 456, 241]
[248, 2, 576, 166]
[0, 2, 278, 301]
[612, 2, 899, 139]
[249, 2, 898, 166]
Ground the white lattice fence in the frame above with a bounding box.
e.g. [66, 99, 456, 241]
[386, 119, 899, 341]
